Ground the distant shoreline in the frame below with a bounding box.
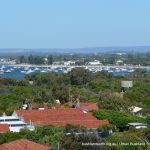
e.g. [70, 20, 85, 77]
[2, 63, 150, 69]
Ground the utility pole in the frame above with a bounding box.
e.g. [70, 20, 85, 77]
[57, 142, 60, 150]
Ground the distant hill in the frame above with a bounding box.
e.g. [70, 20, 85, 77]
[0, 46, 150, 55]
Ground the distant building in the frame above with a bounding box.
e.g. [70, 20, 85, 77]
[88, 60, 102, 66]
[121, 81, 133, 92]
[53, 61, 76, 66]
[0, 112, 35, 132]
[28, 81, 34, 85]
[129, 106, 143, 117]
[128, 123, 148, 129]
[116, 59, 123, 65]
[116, 53, 127, 56]
[16, 108, 109, 129]
[64, 61, 76, 66]
[0, 139, 49, 150]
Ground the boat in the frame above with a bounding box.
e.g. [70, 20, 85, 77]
[1, 65, 6, 69]
[5, 69, 12, 73]
[24, 67, 29, 70]
[0, 69, 4, 74]
[34, 67, 40, 71]
[121, 68, 128, 72]
[128, 69, 135, 73]
[108, 70, 114, 73]
[115, 68, 121, 72]
[21, 70, 26, 73]
[24, 69, 34, 74]
[40, 70, 47, 73]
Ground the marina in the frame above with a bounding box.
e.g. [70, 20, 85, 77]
[0, 64, 149, 79]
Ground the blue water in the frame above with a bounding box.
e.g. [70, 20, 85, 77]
[0, 67, 25, 79]
[0, 65, 147, 80]
[0, 65, 66, 80]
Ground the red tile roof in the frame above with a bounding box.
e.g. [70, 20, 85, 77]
[61, 102, 98, 110]
[0, 139, 49, 150]
[16, 108, 108, 128]
[0, 124, 10, 133]
[80, 103, 98, 110]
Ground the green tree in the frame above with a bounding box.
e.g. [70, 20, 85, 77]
[92, 109, 144, 130]
[69, 68, 93, 85]
[47, 55, 53, 65]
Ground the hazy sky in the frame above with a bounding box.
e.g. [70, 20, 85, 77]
[0, 0, 150, 48]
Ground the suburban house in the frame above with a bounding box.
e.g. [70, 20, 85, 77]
[88, 60, 102, 66]
[0, 108, 108, 132]
[0, 112, 35, 132]
[0, 139, 49, 150]
[64, 61, 76, 66]
[16, 108, 109, 129]
[130, 106, 143, 117]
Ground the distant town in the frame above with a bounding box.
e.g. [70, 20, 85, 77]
[0, 51, 150, 149]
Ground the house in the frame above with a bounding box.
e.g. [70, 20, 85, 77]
[0, 139, 49, 150]
[129, 106, 143, 117]
[128, 123, 148, 129]
[16, 108, 109, 129]
[0, 112, 35, 132]
[116, 60, 123, 65]
[64, 61, 76, 66]
[0, 124, 10, 133]
[88, 60, 102, 66]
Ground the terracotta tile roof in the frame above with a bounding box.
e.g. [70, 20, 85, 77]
[61, 102, 98, 110]
[80, 103, 98, 110]
[44, 120, 109, 128]
[0, 139, 49, 150]
[0, 124, 10, 133]
[16, 108, 108, 128]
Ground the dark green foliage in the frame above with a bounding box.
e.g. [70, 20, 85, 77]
[47, 55, 53, 65]
[0, 125, 63, 149]
[19, 55, 27, 63]
[94, 70, 113, 79]
[92, 109, 145, 129]
[0, 132, 22, 144]
[0, 68, 150, 115]
[1, 54, 150, 149]
[128, 69, 147, 78]
[124, 80, 150, 113]
[98, 94, 132, 112]
[69, 68, 93, 85]
[104, 131, 146, 150]
[52, 84, 69, 102]
[15, 52, 150, 66]
[0, 94, 21, 114]
[60, 124, 104, 150]
[145, 117, 150, 125]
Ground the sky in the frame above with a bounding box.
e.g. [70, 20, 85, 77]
[0, 0, 150, 48]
